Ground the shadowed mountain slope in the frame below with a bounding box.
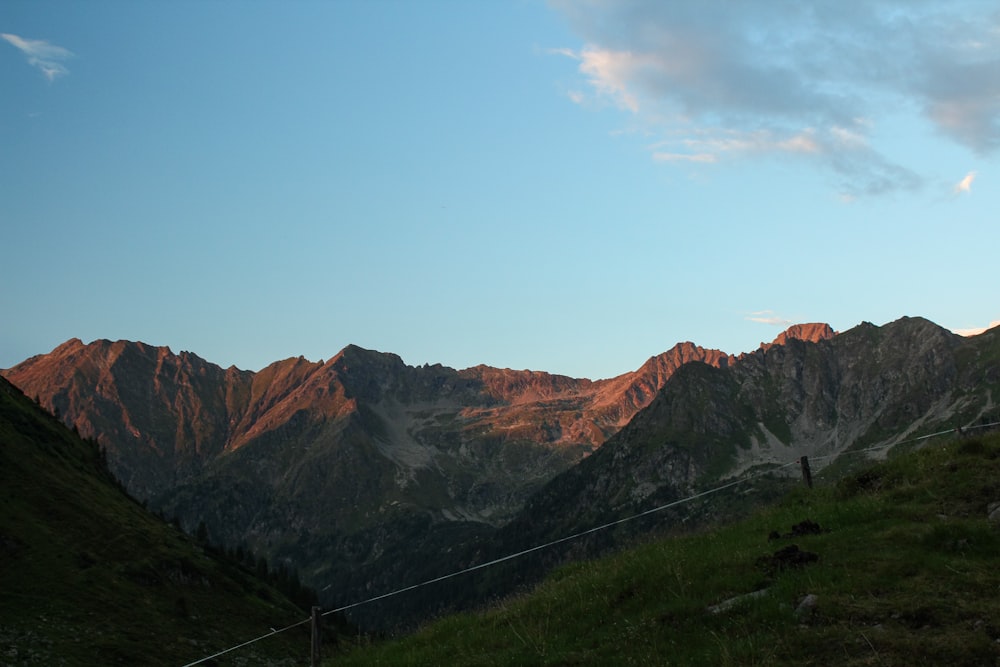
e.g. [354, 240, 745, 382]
[0, 376, 315, 666]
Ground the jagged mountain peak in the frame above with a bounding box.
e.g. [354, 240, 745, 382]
[881, 315, 960, 340]
[754, 323, 836, 353]
[834, 317, 962, 357]
[769, 322, 835, 347]
[7, 337, 218, 407]
[330, 343, 403, 366]
[642, 341, 732, 372]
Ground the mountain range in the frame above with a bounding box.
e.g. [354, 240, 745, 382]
[4, 316, 998, 630]
[494, 316, 1000, 553]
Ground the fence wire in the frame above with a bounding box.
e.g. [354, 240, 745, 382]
[180, 420, 998, 666]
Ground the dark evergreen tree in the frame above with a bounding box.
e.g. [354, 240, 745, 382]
[195, 520, 209, 545]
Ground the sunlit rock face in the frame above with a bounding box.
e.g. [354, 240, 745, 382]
[2, 336, 745, 524]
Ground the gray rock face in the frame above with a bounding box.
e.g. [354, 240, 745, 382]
[497, 317, 1000, 560]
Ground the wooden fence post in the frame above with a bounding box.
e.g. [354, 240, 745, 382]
[311, 606, 322, 667]
[800, 456, 813, 489]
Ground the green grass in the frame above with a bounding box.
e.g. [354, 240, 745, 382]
[332, 433, 1000, 666]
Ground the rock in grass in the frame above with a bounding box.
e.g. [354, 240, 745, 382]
[756, 544, 819, 575]
[794, 594, 818, 618]
[706, 589, 769, 615]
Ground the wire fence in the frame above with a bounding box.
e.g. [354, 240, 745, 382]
[180, 420, 999, 666]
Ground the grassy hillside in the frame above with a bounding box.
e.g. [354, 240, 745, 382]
[333, 432, 1000, 666]
[0, 378, 320, 666]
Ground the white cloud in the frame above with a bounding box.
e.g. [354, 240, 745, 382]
[660, 127, 823, 162]
[1, 33, 74, 81]
[652, 151, 716, 163]
[953, 319, 1000, 336]
[954, 171, 977, 194]
[746, 310, 793, 327]
[778, 132, 822, 154]
[575, 46, 641, 112]
[548, 47, 578, 60]
[551, 1, 1000, 196]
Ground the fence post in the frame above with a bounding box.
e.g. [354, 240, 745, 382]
[799, 456, 813, 489]
[311, 606, 322, 667]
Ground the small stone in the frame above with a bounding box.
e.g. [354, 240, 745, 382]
[794, 593, 818, 618]
[987, 502, 1000, 524]
[707, 588, 769, 614]
[757, 544, 819, 574]
[788, 519, 824, 537]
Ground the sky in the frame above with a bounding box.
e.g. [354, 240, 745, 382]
[2, 0, 999, 380]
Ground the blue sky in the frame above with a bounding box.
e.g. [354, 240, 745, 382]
[2, 1, 998, 380]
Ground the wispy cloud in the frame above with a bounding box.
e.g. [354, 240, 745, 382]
[575, 46, 642, 113]
[551, 1, 1000, 197]
[652, 151, 716, 163]
[746, 310, 793, 327]
[1, 33, 74, 81]
[954, 171, 977, 194]
[953, 319, 1000, 337]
